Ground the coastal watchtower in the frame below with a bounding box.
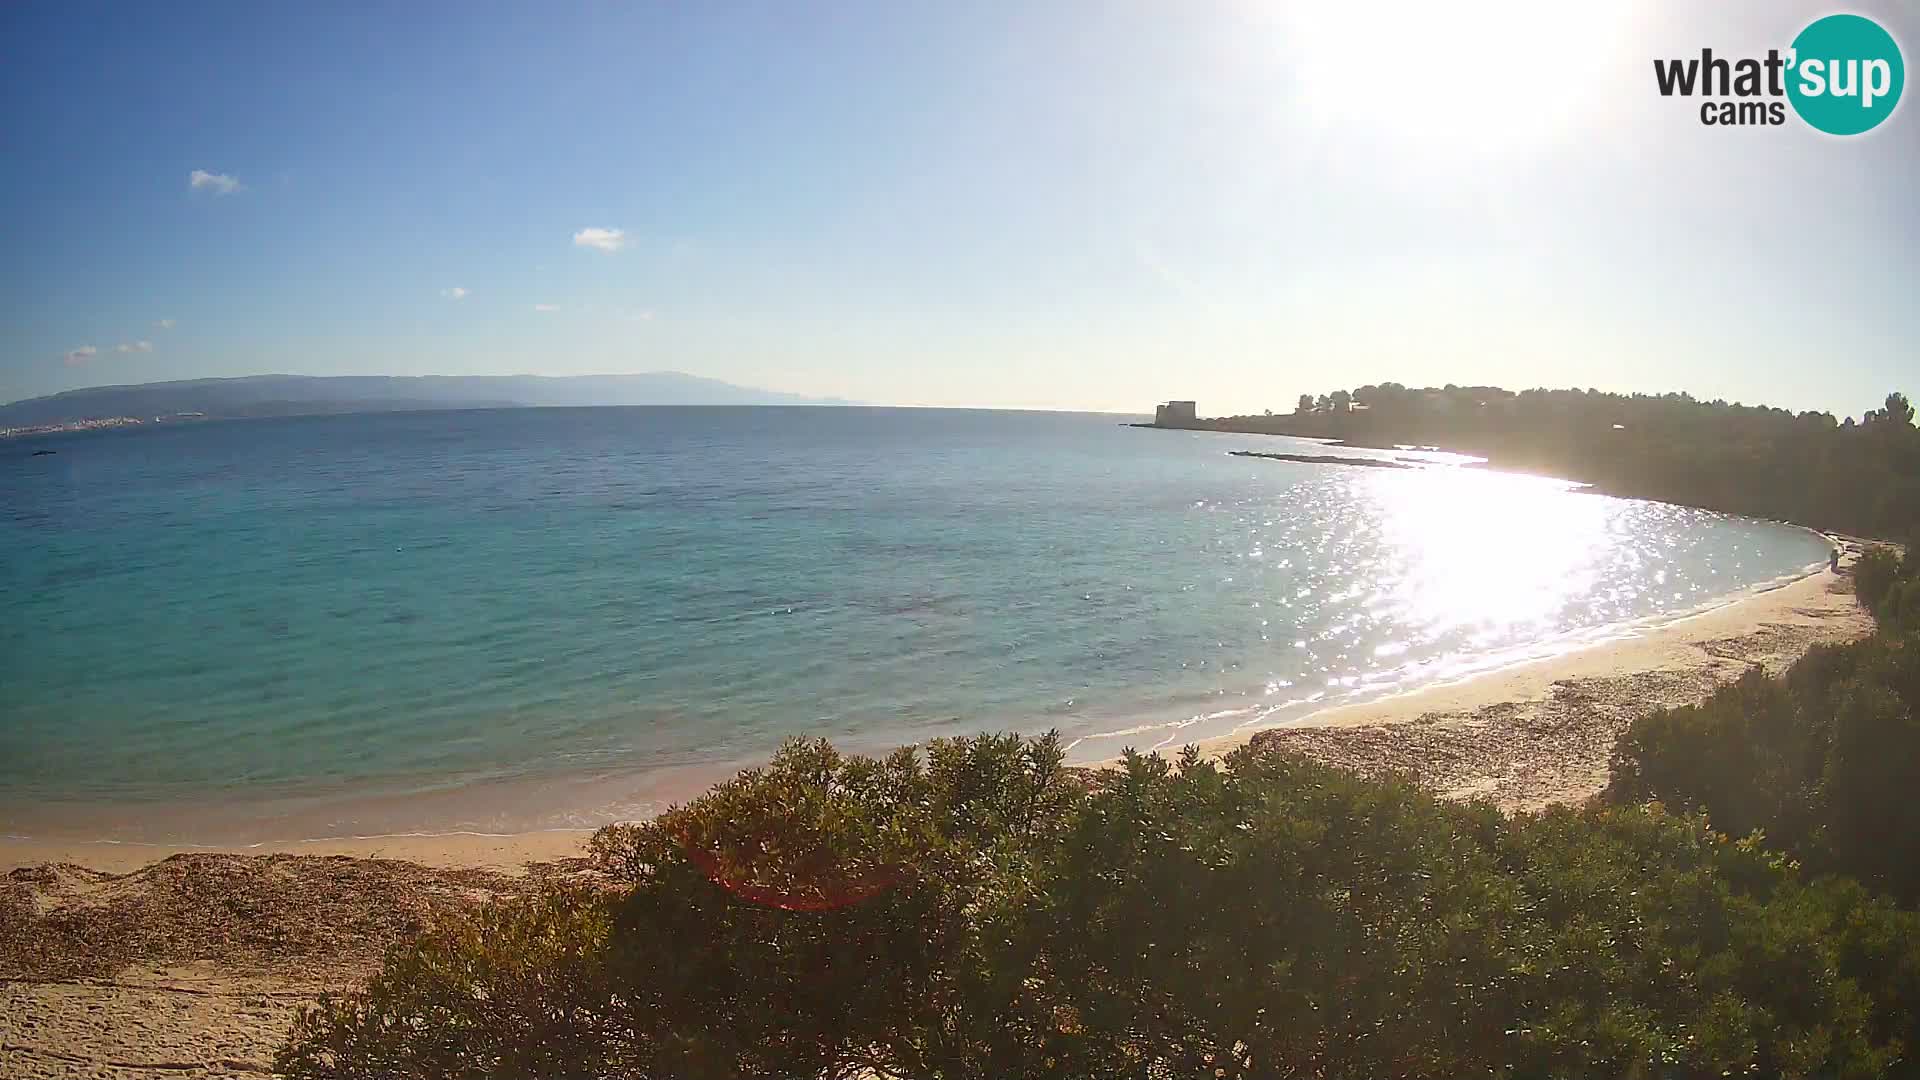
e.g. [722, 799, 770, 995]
[1154, 400, 1197, 427]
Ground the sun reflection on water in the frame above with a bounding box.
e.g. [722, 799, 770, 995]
[1362, 467, 1615, 650]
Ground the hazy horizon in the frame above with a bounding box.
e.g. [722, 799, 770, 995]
[3, 2, 1914, 419]
[7, 369, 1907, 425]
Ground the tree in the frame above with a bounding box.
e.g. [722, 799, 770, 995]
[1881, 392, 1915, 428]
[1295, 393, 1314, 415]
[1217, 385, 1920, 539]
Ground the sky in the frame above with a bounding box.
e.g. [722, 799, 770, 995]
[1, 1, 1915, 417]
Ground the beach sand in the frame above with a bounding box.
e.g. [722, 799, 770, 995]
[2, 853, 598, 1078]
[1168, 546, 1877, 812]
[0, 827, 592, 878]
[1, 549, 1878, 1076]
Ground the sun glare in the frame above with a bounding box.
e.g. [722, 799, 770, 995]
[1273, 0, 1642, 162]
[1366, 466, 1613, 641]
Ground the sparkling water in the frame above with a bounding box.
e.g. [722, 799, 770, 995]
[0, 407, 1829, 840]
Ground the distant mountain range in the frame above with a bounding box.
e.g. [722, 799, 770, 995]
[0, 373, 856, 427]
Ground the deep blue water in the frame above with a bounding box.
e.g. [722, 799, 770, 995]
[0, 407, 1829, 836]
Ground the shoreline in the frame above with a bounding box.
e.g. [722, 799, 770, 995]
[0, 546, 1880, 1078]
[1166, 543, 1872, 811]
[2, 543, 1870, 875]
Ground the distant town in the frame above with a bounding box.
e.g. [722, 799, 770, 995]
[2, 413, 205, 439]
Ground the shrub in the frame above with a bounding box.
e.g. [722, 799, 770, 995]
[280, 736, 1920, 1079]
[1856, 545, 1906, 620]
[1606, 665, 1823, 849]
[1611, 630, 1920, 902]
[277, 885, 619, 1077]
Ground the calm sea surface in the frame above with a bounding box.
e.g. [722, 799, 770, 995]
[1, 407, 1828, 840]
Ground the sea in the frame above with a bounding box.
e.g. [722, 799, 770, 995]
[0, 406, 1831, 843]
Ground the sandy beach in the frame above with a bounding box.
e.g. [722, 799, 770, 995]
[0, 828, 592, 878]
[1178, 544, 1877, 812]
[1, 550, 1879, 1077]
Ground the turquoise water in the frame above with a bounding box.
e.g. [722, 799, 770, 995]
[1, 407, 1828, 838]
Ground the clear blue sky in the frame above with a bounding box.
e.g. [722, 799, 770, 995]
[2, 1, 1914, 417]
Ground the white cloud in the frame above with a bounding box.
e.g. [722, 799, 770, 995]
[441, 286, 469, 300]
[533, 303, 560, 312]
[155, 318, 175, 330]
[63, 345, 97, 366]
[189, 169, 242, 194]
[112, 341, 153, 354]
[572, 227, 625, 253]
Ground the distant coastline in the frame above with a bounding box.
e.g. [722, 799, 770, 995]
[1134, 387, 1919, 545]
[0, 371, 858, 431]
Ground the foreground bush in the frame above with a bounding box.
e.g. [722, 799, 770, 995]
[279, 734, 1920, 1079]
[1609, 623, 1920, 902]
[1856, 545, 1904, 615]
[1854, 543, 1920, 632]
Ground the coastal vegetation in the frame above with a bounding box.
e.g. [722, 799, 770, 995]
[1185, 386, 1920, 541]
[1610, 543, 1920, 903]
[284, 690, 1920, 1075]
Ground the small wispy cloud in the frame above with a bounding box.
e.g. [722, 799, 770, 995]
[533, 303, 560, 313]
[114, 340, 154, 354]
[572, 227, 625, 253]
[189, 169, 242, 194]
[441, 286, 469, 300]
[155, 318, 176, 330]
[63, 345, 97, 366]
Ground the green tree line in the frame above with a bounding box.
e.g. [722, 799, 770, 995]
[1192, 386, 1920, 540]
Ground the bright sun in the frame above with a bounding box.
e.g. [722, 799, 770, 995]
[1270, 0, 1643, 162]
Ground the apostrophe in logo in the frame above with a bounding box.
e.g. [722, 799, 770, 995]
[1786, 14, 1904, 134]
[1652, 12, 1905, 135]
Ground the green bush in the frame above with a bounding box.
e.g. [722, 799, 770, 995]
[1856, 545, 1906, 620]
[277, 885, 619, 1077]
[1607, 665, 1823, 850]
[1883, 576, 1920, 635]
[1611, 630, 1920, 903]
[280, 735, 1920, 1079]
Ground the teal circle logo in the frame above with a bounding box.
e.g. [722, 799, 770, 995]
[1786, 14, 1905, 135]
